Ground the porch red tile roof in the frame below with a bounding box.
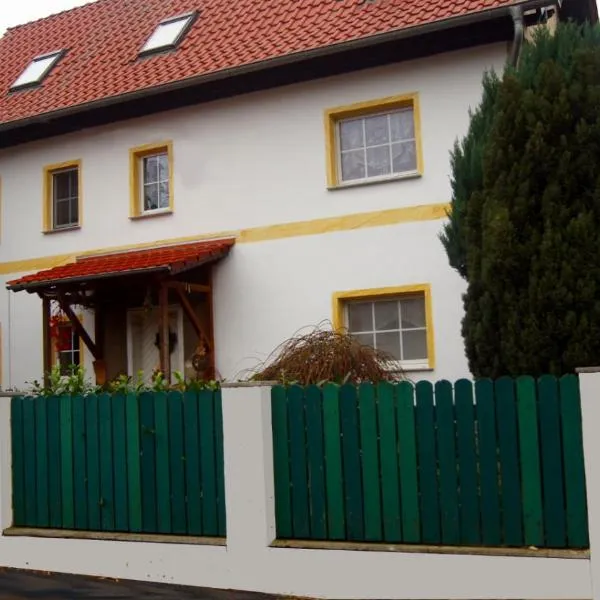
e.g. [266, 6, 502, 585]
[7, 239, 235, 291]
[0, 0, 521, 126]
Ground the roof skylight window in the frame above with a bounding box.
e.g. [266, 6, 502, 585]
[139, 12, 197, 56]
[10, 51, 63, 90]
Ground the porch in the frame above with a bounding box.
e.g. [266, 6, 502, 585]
[6, 239, 235, 385]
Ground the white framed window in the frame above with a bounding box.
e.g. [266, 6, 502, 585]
[55, 323, 81, 376]
[129, 142, 173, 218]
[140, 13, 197, 55]
[141, 152, 170, 213]
[333, 284, 434, 371]
[338, 108, 417, 183]
[11, 51, 63, 90]
[52, 167, 79, 229]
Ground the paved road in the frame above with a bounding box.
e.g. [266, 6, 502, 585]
[0, 569, 279, 599]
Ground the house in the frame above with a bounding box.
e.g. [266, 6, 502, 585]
[0, 0, 595, 389]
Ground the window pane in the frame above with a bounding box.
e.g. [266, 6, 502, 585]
[339, 119, 364, 151]
[158, 181, 170, 208]
[69, 169, 79, 197]
[401, 296, 426, 328]
[402, 329, 428, 360]
[54, 200, 71, 227]
[391, 140, 417, 173]
[353, 332, 375, 349]
[390, 109, 415, 141]
[158, 153, 169, 181]
[347, 302, 372, 333]
[144, 183, 159, 211]
[341, 149, 365, 181]
[69, 199, 79, 225]
[375, 331, 401, 360]
[142, 16, 192, 52]
[374, 301, 399, 331]
[143, 156, 159, 184]
[366, 145, 391, 178]
[53, 171, 71, 200]
[364, 114, 389, 146]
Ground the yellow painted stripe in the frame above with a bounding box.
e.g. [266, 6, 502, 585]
[0, 202, 449, 277]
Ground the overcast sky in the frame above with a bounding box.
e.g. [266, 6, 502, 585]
[0, 0, 599, 36]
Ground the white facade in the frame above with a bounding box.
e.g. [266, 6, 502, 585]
[0, 43, 508, 389]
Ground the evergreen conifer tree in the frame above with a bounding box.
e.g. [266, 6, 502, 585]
[444, 23, 600, 377]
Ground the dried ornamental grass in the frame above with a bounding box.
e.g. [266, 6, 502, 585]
[251, 325, 403, 385]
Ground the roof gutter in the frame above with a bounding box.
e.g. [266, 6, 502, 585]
[0, 0, 551, 134]
[509, 5, 525, 66]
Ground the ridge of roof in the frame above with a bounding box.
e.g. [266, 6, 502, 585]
[4, 0, 101, 34]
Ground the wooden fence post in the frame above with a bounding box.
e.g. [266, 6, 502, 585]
[578, 367, 600, 600]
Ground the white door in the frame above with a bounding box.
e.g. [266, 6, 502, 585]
[126, 306, 184, 384]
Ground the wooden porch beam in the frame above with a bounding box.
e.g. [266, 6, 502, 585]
[164, 281, 211, 294]
[58, 299, 100, 360]
[173, 283, 212, 350]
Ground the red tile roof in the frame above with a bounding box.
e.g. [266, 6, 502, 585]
[7, 239, 235, 290]
[0, 0, 520, 126]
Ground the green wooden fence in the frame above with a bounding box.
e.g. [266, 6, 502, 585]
[11, 390, 226, 537]
[271, 376, 589, 548]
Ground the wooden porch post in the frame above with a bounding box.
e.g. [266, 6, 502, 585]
[42, 295, 52, 386]
[158, 283, 171, 382]
[94, 305, 107, 386]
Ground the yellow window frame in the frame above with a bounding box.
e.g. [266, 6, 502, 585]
[42, 160, 82, 232]
[129, 141, 174, 218]
[331, 283, 435, 370]
[324, 93, 424, 188]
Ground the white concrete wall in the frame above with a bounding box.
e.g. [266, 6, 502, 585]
[0, 383, 593, 599]
[0, 43, 508, 388]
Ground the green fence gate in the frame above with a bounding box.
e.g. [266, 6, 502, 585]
[271, 376, 589, 548]
[11, 390, 226, 537]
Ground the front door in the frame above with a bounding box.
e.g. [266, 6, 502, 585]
[126, 305, 184, 384]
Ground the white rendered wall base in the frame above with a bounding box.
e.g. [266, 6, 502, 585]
[0, 385, 593, 599]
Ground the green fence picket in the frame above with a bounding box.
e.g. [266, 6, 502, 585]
[358, 383, 382, 541]
[98, 393, 115, 531]
[559, 375, 589, 548]
[11, 397, 26, 527]
[125, 393, 142, 533]
[476, 379, 501, 546]
[183, 391, 202, 535]
[435, 381, 459, 545]
[72, 395, 88, 529]
[272, 386, 292, 538]
[454, 379, 480, 545]
[139, 391, 157, 533]
[288, 385, 310, 538]
[199, 390, 218, 536]
[538, 375, 566, 548]
[47, 395, 63, 529]
[85, 394, 101, 531]
[154, 391, 172, 535]
[34, 396, 50, 527]
[59, 395, 75, 530]
[305, 385, 327, 540]
[22, 397, 37, 527]
[516, 376, 544, 546]
[495, 377, 523, 546]
[397, 381, 420, 543]
[340, 383, 364, 541]
[415, 381, 439, 544]
[111, 394, 128, 532]
[322, 383, 345, 540]
[167, 391, 187, 535]
[377, 382, 401, 542]
[214, 390, 226, 536]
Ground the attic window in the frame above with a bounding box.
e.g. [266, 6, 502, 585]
[10, 51, 63, 90]
[139, 12, 197, 56]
